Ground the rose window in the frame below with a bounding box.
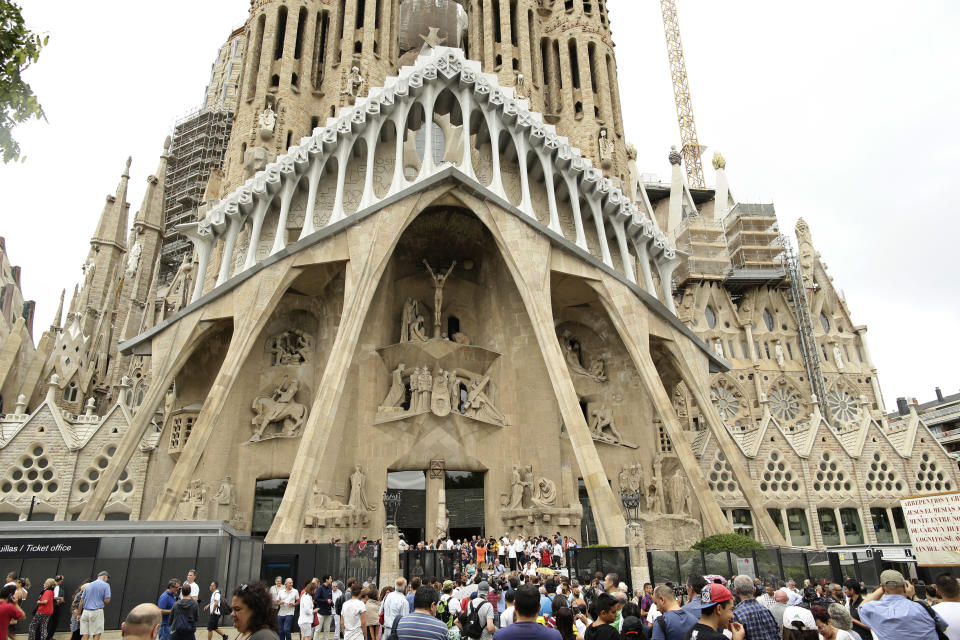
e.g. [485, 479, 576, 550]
[711, 383, 741, 422]
[769, 387, 801, 422]
[826, 389, 859, 426]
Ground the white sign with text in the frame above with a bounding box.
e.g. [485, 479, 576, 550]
[901, 491, 960, 566]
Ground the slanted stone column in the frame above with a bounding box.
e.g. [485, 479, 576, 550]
[626, 523, 650, 590]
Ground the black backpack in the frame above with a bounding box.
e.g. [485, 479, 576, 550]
[335, 594, 346, 615]
[620, 615, 644, 640]
[461, 600, 485, 639]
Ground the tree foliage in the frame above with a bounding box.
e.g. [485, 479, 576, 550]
[0, 0, 46, 163]
[692, 533, 764, 552]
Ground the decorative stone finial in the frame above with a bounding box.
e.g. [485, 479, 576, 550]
[668, 146, 682, 166]
[85, 397, 96, 417]
[164, 136, 172, 151]
[49, 373, 60, 386]
[124, 156, 132, 175]
[626, 144, 637, 161]
[712, 152, 725, 170]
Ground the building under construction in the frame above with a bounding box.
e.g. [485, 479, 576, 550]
[159, 28, 246, 283]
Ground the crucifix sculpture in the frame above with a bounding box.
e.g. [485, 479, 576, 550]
[423, 259, 456, 338]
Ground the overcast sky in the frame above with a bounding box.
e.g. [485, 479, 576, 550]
[1, 1, 958, 412]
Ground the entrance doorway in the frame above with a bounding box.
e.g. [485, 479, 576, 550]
[253, 478, 288, 537]
[446, 471, 484, 540]
[388, 470, 426, 544]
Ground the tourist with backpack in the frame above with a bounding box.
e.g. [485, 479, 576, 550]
[648, 586, 695, 640]
[438, 582, 461, 631]
[202, 581, 229, 640]
[170, 585, 200, 640]
[461, 583, 495, 640]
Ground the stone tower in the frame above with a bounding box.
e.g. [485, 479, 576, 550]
[222, 0, 403, 192]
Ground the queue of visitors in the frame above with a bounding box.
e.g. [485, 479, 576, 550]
[398, 535, 579, 572]
[6, 558, 960, 640]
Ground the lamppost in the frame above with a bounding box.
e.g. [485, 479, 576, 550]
[620, 489, 642, 524]
[383, 490, 401, 527]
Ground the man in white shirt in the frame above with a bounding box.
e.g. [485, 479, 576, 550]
[552, 542, 563, 569]
[381, 578, 409, 631]
[185, 570, 200, 601]
[278, 578, 299, 640]
[331, 582, 343, 640]
[934, 573, 960, 640]
[507, 537, 518, 571]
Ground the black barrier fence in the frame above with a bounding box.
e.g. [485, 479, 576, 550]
[649, 547, 851, 588]
[401, 550, 460, 582]
[261, 542, 381, 587]
[0, 523, 261, 633]
[565, 547, 632, 595]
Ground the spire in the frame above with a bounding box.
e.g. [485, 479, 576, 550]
[50, 288, 65, 331]
[92, 157, 133, 250]
[132, 142, 169, 233]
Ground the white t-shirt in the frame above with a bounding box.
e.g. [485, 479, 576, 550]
[279, 588, 299, 616]
[342, 598, 367, 640]
[211, 590, 224, 615]
[300, 593, 316, 625]
[833, 631, 855, 640]
[646, 602, 661, 625]
[574, 619, 587, 637]
[500, 607, 515, 627]
[552, 544, 562, 557]
[935, 601, 960, 640]
[187, 581, 200, 600]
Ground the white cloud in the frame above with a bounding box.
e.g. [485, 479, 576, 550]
[1, 0, 957, 410]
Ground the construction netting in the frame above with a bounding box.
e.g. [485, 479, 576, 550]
[398, 0, 468, 53]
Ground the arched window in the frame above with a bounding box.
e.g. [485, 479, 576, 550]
[704, 305, 717, 329]
[819, 311, 830, 333]
[65, 383, 79, 403]
[274, 6, 288, 60]
[763, 309, 774, 331]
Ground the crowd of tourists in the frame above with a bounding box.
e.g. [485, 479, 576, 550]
[5, 562, 960, 640]
[398, 535, 579, 572]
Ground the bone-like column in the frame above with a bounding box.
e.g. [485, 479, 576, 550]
[298, 158, 324, 240]
[457, 88, 476, 181]
[631, 236, 656, 295]
[328, 139, 354, 225]
[481, 105, 506, 199]
[416, 84, 438, 182]
[216, 213, 244, 286]
[512, 131, 535, 218]
[562, 173, 588, 250]
[182, 227, 215, 304]
[358, 122, 383, 210]
[389, 102, 412, 194]
[271, 173, 300, 255]
[656, 256, 680, 314]
[243, 195, 271, 270]
[535, 147, 562, 234]
[585, 196, 613, 267]
[612, 220, 636, 284]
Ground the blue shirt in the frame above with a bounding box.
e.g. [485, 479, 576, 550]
[859, 594, 941, 640]
[681, 596, 701, 615]
[539, 595, 553, 618]
[407, 592, 416, 613]
[396, 611, 448, 640]
[82, 579, 111, 610]
[158, 591, 177, 625]
[731, 599, 779, 640]
[494, 622, 562, 640]
[650, 609, 697, 640]
[316, 585, 333, 615]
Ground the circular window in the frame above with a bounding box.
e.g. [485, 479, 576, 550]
[727, 482, 737, 492]
[0, 482, 10, 493]
[87, 470, 98, 481]
[16, 482, 27, 493]
[760, 483, 768, 491]
[41, 470, 53, 481]
[814, 482, 822, 491]
[47, 482, 58, 493]
[21, 458, 33, 469]
[865, 482, 873, 491]
[107, 446, 117, 457]
[32, 446, 43, 456]
[36, 458, 48, 469]
[122, 482, 133, 493]
[11, 470, 22, 481]
[97, 458, 108, 469]
[26, 470, 37, 481]
[31, 482, 42, 492]
[716, 484, 725, 492]
[78, 482, 89, 493]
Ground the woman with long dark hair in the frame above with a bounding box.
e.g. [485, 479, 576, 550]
[553, 607, 576, 640]
[230, 583, 279, 640]
[69, 582, 88, 640]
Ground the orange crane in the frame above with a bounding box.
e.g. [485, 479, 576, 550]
[659, 0, 706, 189]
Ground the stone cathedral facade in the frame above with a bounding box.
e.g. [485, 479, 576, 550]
[0, 0, 953, 551]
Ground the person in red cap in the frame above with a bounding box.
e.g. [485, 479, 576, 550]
[683, 584, 744, 640]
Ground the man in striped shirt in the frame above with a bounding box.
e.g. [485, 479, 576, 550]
[396, 587, 447, 640]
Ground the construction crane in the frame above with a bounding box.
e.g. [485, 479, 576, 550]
[659, 0, 706, 189]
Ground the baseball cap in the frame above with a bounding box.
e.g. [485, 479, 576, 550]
[782, 606, 817, 631]
[700, 584, 733, 609]
[477, 581, 490, 594]
[880, 569, 905, 586]
[442, 580, 455, 590]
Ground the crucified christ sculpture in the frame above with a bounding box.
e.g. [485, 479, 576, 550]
[423, 260, 456, 338]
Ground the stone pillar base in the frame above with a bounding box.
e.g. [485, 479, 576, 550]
[380, 525, 400, 588]
[626, 522, 650, 592]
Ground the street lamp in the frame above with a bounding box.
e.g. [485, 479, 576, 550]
[620, 489, 642, 523]
[383, 490, 401, 526]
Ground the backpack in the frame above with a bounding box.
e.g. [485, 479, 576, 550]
[620, 615, 644, 640]
[436, 595, 453, 628]
[461, 600, 485, 639]
[335, 594, 346, 615]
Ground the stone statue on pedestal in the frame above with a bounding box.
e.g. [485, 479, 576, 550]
[348, 465, 376, 511]
[669, 471, 690, 516]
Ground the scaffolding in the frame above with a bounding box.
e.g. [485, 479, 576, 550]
[160, 108, 234, 282]
[672, 215, 731, 286]
[783, 241, 829, 419]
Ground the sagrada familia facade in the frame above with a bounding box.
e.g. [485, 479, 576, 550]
[0, 0, 952, 550]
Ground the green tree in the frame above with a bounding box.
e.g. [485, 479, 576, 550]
[0, 0, 46, 163]
[692, 533, 764, 552]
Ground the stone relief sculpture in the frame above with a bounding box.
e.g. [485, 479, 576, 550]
[341, 65, 366, 99]
[619, 463, 644, 494]
[304, 481, 349, 526]
[125, 241, 142, 277]
[215, 476, 234, 506]
[176, 479, 210, 520]
[559, 330, 607, 382]
[833, 344, 845, 370]
[269, 329, 314, 365]
[258, 104, 277, 140]
[645, 475, 661, 513]
[521, 465, 536, 508]
[463, 375, 505, 425]
[400, 298, 428, 342]
[713, 339, 724, 359]
[589, 405, 623, 444]
[598, 128, 614, 168]
[775, 341, 786, 367]
[347, 465, 376, 511]
[382, 364, 408, 408]
[669, 471, 690, 516]
[507, 464, 525, 508]
[423, 260, 456, 338]
[250, 376, 309, 441]
[796, 218, 816, 289]
[532, 477, 558, 507]
[514, 72, 526, 99]
[431, 368, 452, 416]
[506, 465, 557, 510]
